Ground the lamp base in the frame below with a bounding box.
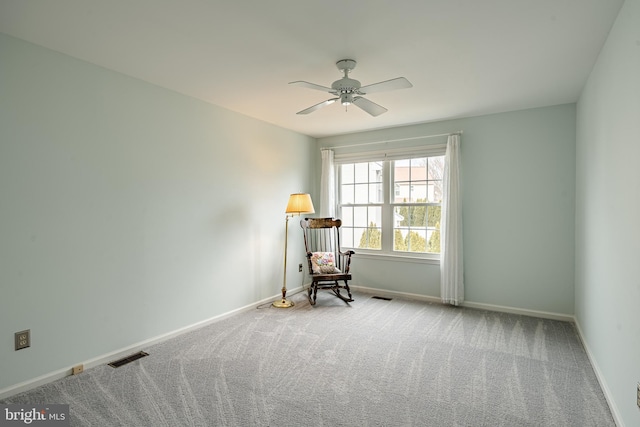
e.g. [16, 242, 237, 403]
[272, 298, 294, 308]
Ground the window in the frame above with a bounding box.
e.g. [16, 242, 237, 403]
[338, 153, 444, 258]
[339, 161, 383, 249]
[391, 157, 443, 254]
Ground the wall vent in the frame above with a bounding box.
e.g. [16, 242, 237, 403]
[371, 296, 392, 301]
[108, 351, 149, 368]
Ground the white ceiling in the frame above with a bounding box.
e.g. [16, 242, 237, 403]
[0, 0, 624, 138]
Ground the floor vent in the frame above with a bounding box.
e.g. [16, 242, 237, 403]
[108, 351, 149, 368]
[371, 296, 392, 301]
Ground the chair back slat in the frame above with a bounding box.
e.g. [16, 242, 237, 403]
[300, 218, 342, 270]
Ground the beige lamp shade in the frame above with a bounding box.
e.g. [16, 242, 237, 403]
[285, 193, 315, 215]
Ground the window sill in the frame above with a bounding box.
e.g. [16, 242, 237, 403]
[350, 251, 440, 265]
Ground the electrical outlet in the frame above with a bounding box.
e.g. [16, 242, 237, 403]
[15, 329, 30, 351]
[72, 364, 84, 375]
[298, 263, 303, 272]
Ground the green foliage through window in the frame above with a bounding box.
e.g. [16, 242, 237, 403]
[394, 201, 441, 253]
[358, 222, 382, 249]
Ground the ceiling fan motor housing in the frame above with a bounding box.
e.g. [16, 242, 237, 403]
[333, 59, 361, 96]
[331, 77, 361, 94]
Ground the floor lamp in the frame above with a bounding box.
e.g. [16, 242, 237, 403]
[273, 193, 315, 308]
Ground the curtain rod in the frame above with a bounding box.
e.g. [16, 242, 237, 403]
[321, 131, 462, 150]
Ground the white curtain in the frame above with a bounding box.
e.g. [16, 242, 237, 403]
[320, 149, 335, 218]
[440, 134, 464, 305]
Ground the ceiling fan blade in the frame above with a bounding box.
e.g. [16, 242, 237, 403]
[353, 97, 388, 116]
[289, 80, 335, 93]
[358, 77, 412, 94]
[296, 98, 339, 115]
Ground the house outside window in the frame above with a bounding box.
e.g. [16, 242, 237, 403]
[337, 149, 444, 259]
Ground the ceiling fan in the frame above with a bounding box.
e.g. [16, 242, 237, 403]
[289, 59, 413, 116]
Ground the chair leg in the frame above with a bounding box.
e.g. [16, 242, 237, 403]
[308, 283, 318, 305]
[332, 281, 353, 304]
[344, 280, 353, 301]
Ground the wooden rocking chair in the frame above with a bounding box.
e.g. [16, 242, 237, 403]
[300, 218, 355, 305]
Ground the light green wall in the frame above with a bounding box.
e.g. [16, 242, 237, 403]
[0, 34, 315, 391]
[575, 0, 640, 425]
[318, 104, 576, 315]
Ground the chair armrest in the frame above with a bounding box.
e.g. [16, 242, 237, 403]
[338, 249, 355, 273]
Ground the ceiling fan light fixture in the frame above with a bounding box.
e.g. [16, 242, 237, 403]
[341, 93, 354, 106]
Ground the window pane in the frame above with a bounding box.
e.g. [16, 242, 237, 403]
[354, 184, 369, 204]
[431, 180, 443, 203]
[426, 229, 441, 253]
[370, 162, 383, 182]
[353, 206, 368, 227]
[342, 228, 354, 248]
[370, 183, 383, 203]
[428, 156, 444, 180]
[427, 205, 441, 228]
[341, 207, 353, 227]
[426, 181, 436, 203]
[407, 229, 427, 252]
[341, 164, 354, 184]
[428, 156, 444, 202]
[367, 226, 382, 249]
[395, 158, 410, 168]
[410, 182, 427, 203]
[394, 206, 408, 227]
[393, 228, 408, 252]
[394, 162, 410, 186]
[341, 183, 354, 204]
[394, 183, 410, 203]
[357, 226, 381, 250]
[354, 228, 367, 248]
[409, 206, 427, 227]
[354, 163, 368, 183]
[368, 206, 382, 227]
[410, 158, 427, 182]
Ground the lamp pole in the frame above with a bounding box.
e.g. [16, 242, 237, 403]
[273, 214, 293, 308]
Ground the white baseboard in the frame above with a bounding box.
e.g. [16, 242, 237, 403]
[350, 285, 574, 322]
[573, 320, 624, 427]
[460, 300, 575, 322]
[0, 290, 294, 400]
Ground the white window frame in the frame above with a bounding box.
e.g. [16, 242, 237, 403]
[334, 144, 446, 263]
